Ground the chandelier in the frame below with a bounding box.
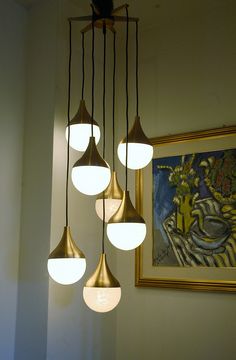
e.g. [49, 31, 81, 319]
[48, 1, 153, 313]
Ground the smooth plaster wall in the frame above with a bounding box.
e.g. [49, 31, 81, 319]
[14, 1, 57, 358]
[116, 1, 236, 360]
[0, 2, 26, 359]
[47, 1, 117, 359]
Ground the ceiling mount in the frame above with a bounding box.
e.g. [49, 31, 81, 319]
[68, 3, 139, 33]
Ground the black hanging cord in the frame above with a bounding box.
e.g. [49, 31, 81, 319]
[135, 21, 139, 117]
[81, 32, 85, 100]
[112, 31, 116, 172]
[102, 23, 106, 159]
[91, 11, 95, 138]
[125, 7, 129, 191]
[102, 22, 107, 254]
[66, 20, 72, 227]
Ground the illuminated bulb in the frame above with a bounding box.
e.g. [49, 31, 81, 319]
[48, 258, 86, 285]
[95, 199, 122, 222]
[107, 223, 146, 250]
[118, 116, 153, 170]
[66, 100, 100, 152]
[83, 287, 121, 313]
[66, 124, 100, 152]
[48, 226, 86, 285]
[107, 191, 146, 250]
[95, 171, 123, 222]
[72, 137, 111, 195]
[118, 143, 153, 170]
[83, 253, 121, 313]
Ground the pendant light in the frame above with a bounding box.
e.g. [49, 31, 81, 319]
[84, 23, 121, 312]
[118, 21, 153, 170]
[107, 9, 146, 251]
[83, 252, 121, 312]
[95, 31, 123, 222]
[66, 32, 100, 152]
[48, 21, 86, 285]
[71, 16, 111, 195]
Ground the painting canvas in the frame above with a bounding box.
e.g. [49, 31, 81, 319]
[135, 126, 236, 292]
[152, 149, 236, 268]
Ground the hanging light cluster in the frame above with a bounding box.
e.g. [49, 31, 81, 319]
[48, 3, 153, 313]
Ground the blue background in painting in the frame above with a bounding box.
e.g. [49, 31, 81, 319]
[152, 148, 236, 247]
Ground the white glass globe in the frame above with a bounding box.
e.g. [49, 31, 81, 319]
[72, 165, 111, 196]
[95, 198, 122, 222]
[107, 222, 146, 250]
[83, 287, 121, 312]
[66, 124, 100, 152]
[47, 258, 86, 285]
[118, 143, 153, 170]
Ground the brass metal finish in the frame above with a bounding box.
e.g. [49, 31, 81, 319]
[149, 125, 236, 147]
[73, 136, 109, 168]
[135, 125, 236, 293]
[97, 171, 123, 200]
[109, 190, 145, 224]
[112, 4, 129, 15]
[49, 226, 85, 259]
[69, 99, 98, 126]
[120, 116, 152, 145]
[85, 253, 120, 287]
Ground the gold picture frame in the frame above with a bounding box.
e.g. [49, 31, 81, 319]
[135, 126, 236, 292]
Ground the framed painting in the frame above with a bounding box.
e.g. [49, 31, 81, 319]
[135, 126, 236, 292]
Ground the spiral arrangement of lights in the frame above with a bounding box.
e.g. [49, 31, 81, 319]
[47, 3, 153, 313]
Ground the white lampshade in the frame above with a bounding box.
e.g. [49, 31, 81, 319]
[107, 222, 146, 250]
[48, 258, 86, 285]
[72, 165, 111, 196]
[83, 287, 121, 313]
[66, 123, 100, 152]
[118, 142, 153, 170]
[95, 198, 122, 222]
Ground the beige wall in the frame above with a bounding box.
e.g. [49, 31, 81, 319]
[14, 1, 57, 358]
[116, 1, 236, 360]
[0, 2, 26, 359]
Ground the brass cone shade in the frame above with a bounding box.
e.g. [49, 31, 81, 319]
[73, 136, 109, 168]
[120, 115, 152, 146]
[85, 253, 120, 288]
[48, 226, 85, 259]
[108, 190, 145, 224]
[69, 99, 98, 126]
[97, 171, 123, 200]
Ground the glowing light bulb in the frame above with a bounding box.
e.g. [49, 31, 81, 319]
[107, 222, 146, 250]
[83, 287, 121, 313]
[66, 123, 100, 152]
[48, 258, 86, 285]
[118, 142, 153, 170]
